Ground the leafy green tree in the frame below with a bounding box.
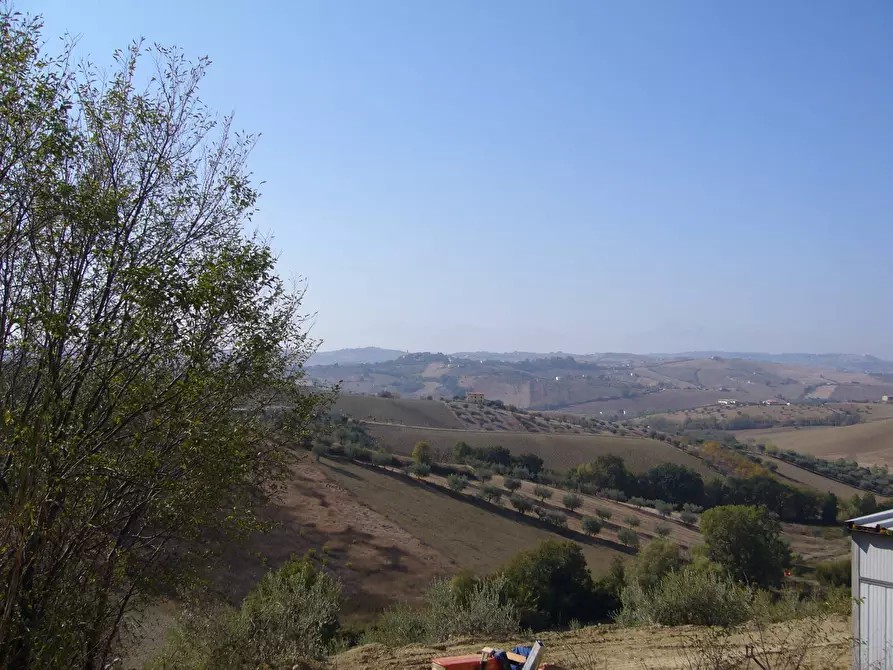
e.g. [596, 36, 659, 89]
[582, 517, 602, 536]
[500, 540, 595, 628]
[595, 507, 612, 521]
[412, 441, 432, 465]
[453, 441, 473, 462]
[626, 539, 682, 591]
[700, 505, 790, 587]
[510, 494, 533, 515]
[630, 497, 647, 509]
[821, 493, 839, 524]
[448, 474, 468, 492]
[481, 484, 503, 503]
[504, 476, 522, 493]
[679, 511, 699, 526]
[0, 15, 333, 667]
[533, 485, 553, 502]
[654, 500, 674, 517]
[517, 452, 545, 475]
[617, 528, 639, 548]
[410, 462, 432, 479]
[655, 524, 672, 538]
[624, 516, 641, 528]
[562, 492, 583, 512]
[645, 463, 705, 505]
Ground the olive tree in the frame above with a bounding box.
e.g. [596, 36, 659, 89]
[0, 13, 332, 668]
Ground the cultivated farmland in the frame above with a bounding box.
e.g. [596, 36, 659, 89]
[331, 394, 463, 428]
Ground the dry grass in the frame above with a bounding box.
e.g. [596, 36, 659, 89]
[756, 454, 863, 497]
[331, 394, 464, 428]
[364, 424, 716, 476]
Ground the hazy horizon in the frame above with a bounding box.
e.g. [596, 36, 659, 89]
[30, 0, 893, 358]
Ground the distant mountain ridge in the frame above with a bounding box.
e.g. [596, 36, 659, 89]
[306, 347, 406, 366]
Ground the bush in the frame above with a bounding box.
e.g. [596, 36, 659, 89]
[602, 488, 628, 502]
[562, 492, 583, 512]
[624, 516, 640, 528]
[500, 541, 596, 628]
[679, 510, 699, 526]
[504, 476, 522, 493]
[510, 494, 533, 515]
[595, 507, 612, 521]
[533, 485, 553, 502]
[654, 500, 674, 517]
[150, 560, 340, 668]
[311, 443, 328, 462]
[447, 474, 468, 493]
[363, 576, 518, 647]
[616, 566, 753, 627]
[476, 467, 494, 482]
[410, 462, 431, 479]
[654, 524, 672, 538]
[412, 441, 432, 465]
[616, 528, 639, 548]
[630, 497, 647, 509]
[582, 517, 602, 536]
[372, 451, 396, 467]
[544, 510, 568, 528]
[815, 559, 851, 588]
[480, 484, 503, 503]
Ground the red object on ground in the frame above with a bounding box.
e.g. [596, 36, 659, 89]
[431, 655, 502, 670]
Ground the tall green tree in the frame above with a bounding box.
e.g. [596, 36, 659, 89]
[699, 505, 790, 587]
[0, 11, 331, 667]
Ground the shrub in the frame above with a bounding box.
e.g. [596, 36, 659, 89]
[654, 500, 674, 517]
[544, 510, 568, 528]
[410, 462, 431, 479]
[682, 503, 703, 514]
[630, 496, 647, 509]
[680, 510, 699, 526]
[562, 492, 583, 512]
[655, 524, 672, 538]
[447, 474, 468, 493]
[311, 443, 328, 462]
[533, 485, 553, 502]
[616, 566, 753, 627]
[815, 559, 851, 588]
[582, 517, 602, 536]
[595, 507, 612, 521]
[510, 494, 533, 515]
[602, 488, 628, 502]
[412, 441, 432, 465]
[626, 539, 682, 592]
[616, 528, 639, 548]
[480, 484, 503, 503]
[624, 516, 640, 528]
[372, 451, 396, 467]
[476, 467, 494, 482]
[500, 541, 595, 628]
[363, 576, 518, 647]
[504, 476, 522, 493]
[150, 560, 341, 668]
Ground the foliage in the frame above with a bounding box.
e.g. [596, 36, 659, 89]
[476, 467, 494, 482]
[412, 441, 432, 464]
[655, 500, 674, 517]
[543, 510, 568, 528]
[311, 443, 329, 462]
[626, 539, 682, 591]
[562, 492, 583, 512]
[480, 484, 503, 503]
[655, 524, 672, 538]
[616, 566, 753, 627]
[595, 507, 612, 520]
[410, 462, 432, 479]
[680, 510, 699, 525]
[447, 474, 468, 493]
[0, 14, 333, 667]
[510, 494, 534, 514]
[504, 476, 522, 492]
[630, 497, 647, 509]
[624, 516, 641, 527]
[533, 485, 553, 502]
[700, 505, 790, 587]
[582, 517, 602, 536]
[363, 576, 518, 647]
[500, 541, 596, 628]
[815, 559, 851, 588]
[373, 451, 398, 467]
[150, 560, 341, 668]
[644, 463, 705, 505]
[772, 448, 892, 496]
[616, 528, 639, 548]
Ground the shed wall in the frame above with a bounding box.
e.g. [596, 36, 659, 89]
[854, 533, 893, 669]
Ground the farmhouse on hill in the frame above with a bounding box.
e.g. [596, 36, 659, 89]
[717, 399, 738, 406]
[466, 391, 486, 405]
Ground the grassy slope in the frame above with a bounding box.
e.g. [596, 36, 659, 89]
[365, 423, 716, 476]
[737, 419, 893, 468]
[321, 459, 628, 576]
[759, 454, 864, 497]
[332, 394, 464, 428]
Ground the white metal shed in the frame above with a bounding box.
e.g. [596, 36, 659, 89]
[848, 509, 893, 669]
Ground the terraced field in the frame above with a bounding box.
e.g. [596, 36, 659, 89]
[331, 394, 463, 428]
[364, 424, 717, 476]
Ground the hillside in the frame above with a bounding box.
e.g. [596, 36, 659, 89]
[332, 394, 465, 428]
[307, 347, 405, 366]
[737, 418, 893, 469]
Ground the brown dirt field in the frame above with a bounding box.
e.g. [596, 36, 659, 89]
[332, 616, 850, 670]
[322, 460, 630, 578]
[332, 394, 463, 428]
[364, 424, 717, 477]
[737, 419, 893, 468]
[654, 403, 878, 426]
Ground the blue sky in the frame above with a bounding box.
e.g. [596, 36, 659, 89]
[25, 1, 893, 356]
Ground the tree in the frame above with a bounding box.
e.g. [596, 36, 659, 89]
[617, 528, 640, 548]
[626, 539, 682, 591]
[481, 484, 503, 503]
[595, 507, 612, 521]
[645, 463, 705, 505]
[410, 462, 431, 479]
[700, 505, 790, 587]
[630, 497, 647, 509]
[517, 452, 544, 475]
[679, 511, 699, 526]
[412, 441, 432, 465]
[582, 517, 602, 537]
[655, 524, 671, 538]
[821, 493, 839, 524]
[624, 516, 640, 528]
[654, 500, 674, 518]
[510, 494, 533, 515]
[504, 476, 522, 493]
[500, 540, 595, 628]
[453, 441, 473, 462]
[562, 493, 583, 512]
[476, 467, 494, 482]
[448, 474, 468, 493]
[533, 485, 553, 502]
[0, 16, 332, 668]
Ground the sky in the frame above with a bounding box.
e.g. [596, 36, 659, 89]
[23, 0, 893, 356]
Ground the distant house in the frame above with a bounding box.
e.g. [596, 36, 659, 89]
[762, 399, 782, 406]
[466, 391, 486, 405]
[883, 395, 891, 403]
[717, 399, 737, 406]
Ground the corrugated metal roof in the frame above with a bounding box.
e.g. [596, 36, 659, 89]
[848, 508, 893, 531]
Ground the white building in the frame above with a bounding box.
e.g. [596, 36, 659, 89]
[848, 509, 893, 669]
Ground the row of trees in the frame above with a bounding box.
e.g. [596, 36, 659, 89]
[769, 447, 893, 497]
